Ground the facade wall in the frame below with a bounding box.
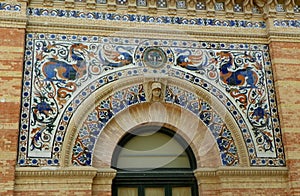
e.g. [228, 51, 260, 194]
[14, 167, 98, 196]
[197, 169, 288, 195]
[0, 0, 300, 195]
[270, 41, 300, 195]
[0, 27, 25, 195]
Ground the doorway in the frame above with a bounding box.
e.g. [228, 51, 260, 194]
[111, 126, 198, 196]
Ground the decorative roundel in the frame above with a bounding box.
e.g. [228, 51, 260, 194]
[135, 41, 174, 68]
[142, 47, 167, 68]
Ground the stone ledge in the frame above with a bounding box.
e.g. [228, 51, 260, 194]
[14, 167, 116, 192]
[26, 0, 300, 19]
[194, 166, 289, 177]
[15, 166, 98, 177]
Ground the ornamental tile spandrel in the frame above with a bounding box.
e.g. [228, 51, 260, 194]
[18, 33, 284, 167]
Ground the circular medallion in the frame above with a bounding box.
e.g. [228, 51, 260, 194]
[142, 47, 167, 68]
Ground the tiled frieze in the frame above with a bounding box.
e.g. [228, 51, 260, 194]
[27, 7, 266, 29]
[274, 19, 300, 28]
[25, 0, 300, 16]
[0, 2, 21, 12]
[18, 33, 285, 167]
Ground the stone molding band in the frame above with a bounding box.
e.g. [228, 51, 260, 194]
[0, 1, 300, 40]
[15, 166, 288, 178]
[194, 166, 289, 177]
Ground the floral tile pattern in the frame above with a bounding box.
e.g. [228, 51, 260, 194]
[0, 2, 21, 12]
[73, 84, 239, 166]
[18, 33, 285, 167]
[274, 20, 300, 27]
[27, 7, 266, 28]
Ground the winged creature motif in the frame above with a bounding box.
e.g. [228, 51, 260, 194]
[175, 49, 211, 71]
[100, 45, 133, 67]
[41, 43, 88, 82]
[217, 51, 258, 89]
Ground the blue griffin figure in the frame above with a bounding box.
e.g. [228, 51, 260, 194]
[100, 45, 133, 67]
[176, 49, 211, 71]
[218, 51, 258, 89]
[41, 43, 88, 82]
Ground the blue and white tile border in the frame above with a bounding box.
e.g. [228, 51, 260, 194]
[18, 33, 285, 167]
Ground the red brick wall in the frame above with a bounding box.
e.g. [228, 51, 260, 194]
[0, 26, 299, 195]
[270, 41, 300, 195]
[0, 27, 25, 195]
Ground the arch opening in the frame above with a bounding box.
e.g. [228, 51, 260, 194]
[68, 79, 247, 167]
[111, 125, 197, 171]
[111, 125, 198, 196]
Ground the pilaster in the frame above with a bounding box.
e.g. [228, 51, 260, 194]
[195, 167, 289, 195]
[14, 167, 98, 195]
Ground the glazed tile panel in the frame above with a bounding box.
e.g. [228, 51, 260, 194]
[27, 7, 266, 28]
[18, 33, 285, 167]
[0, 2, 21, 12]
[274, 19, 300, 27]
[72, 84, 239, 166]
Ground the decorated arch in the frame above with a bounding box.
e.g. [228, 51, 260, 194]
[18, 33, 285, 168]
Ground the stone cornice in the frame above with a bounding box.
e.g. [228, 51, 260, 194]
[15, 166, 117, 186]
[267, 18, 300, 42]
[194, 166, 289, 177]
[94, 168, 117, 180]
[14, 167, 116, 190]
[0, 1, 27, 28]
[15, 166, 288, 178]
[15, 166, 98, 177]
[23, 6, 300, 42]
[1, 1, 300, 40]
[26, 0, 300, 19]
[25, 18, 269, 43]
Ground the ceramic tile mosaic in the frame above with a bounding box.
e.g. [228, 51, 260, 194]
[117, 0, 127, 5]
[252, 6, 261, 14]
[27, 7, 266, 28]
[137, 0, 147, 6]
[274, 20, 300, 27]
[214, 2, 224, 11]
[234, 4, 242, 12]
[73, 84, 239, 166]
[176, 0, 186, 9]
[275, 4, 285, 12]
[97, 0, 107, 4]
[73, 84, 147, 166]
[18, 33, 285, 167]
[0, 2, 21, 11]
[157, 0, 167, 8]
[196, 1, 205, 10]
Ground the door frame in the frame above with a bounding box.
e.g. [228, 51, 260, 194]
[112, 169, 198, 196]
[111, 126, 198, 196]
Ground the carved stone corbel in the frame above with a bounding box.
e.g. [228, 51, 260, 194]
[243, 0, 253, 19]
[65, 0, 75, 8]
[43, 0, 53, 7]
[168, 0, 177, 15]
[206, 0, 215, 17]
[225, 0, 235, 18]
[18, 0, 30, 5]
[261, 0, 277, 18]
[86, 0, 96, 9]
[107, 0, 117, 11]
[148, 0, 157, 14]
[254, 0, 267, 8]
[285, 0, 295, 18]
[128, 0, 137, 13]
[187, 0, 196, 16]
